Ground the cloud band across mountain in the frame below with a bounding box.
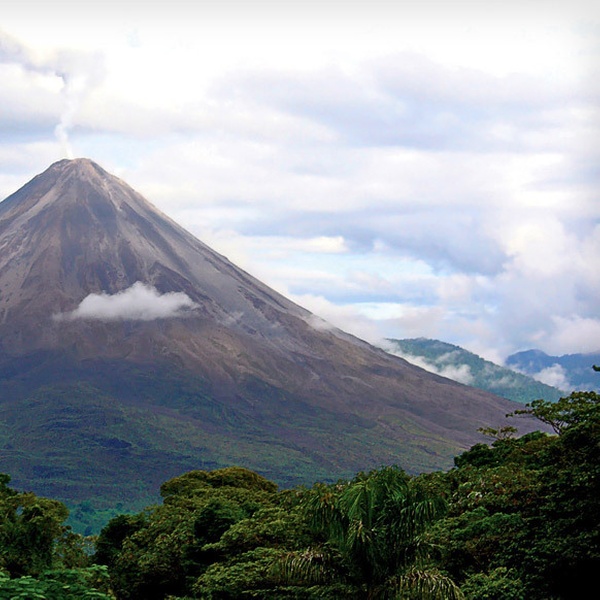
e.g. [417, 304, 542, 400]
[55, 282, 198, 322]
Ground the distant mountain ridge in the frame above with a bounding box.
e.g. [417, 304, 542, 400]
[506, 349, 600, 393]
[386, 338, 565, 404]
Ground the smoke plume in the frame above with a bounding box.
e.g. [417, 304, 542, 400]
[0, 30, 104, 157]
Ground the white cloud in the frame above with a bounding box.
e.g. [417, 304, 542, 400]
[56, 282, 198, 322]
[532, 364, 572, 391]
[545, 316, 600, 355]
[386, 348, 475, 385]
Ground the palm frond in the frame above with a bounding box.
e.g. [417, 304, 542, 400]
[270, 546, 345, 586]
[384, 568, 465, 600]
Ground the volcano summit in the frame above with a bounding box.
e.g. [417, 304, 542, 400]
[0, 159, 528, 505]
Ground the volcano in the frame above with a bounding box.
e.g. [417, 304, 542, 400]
[0, 159, 532, 506]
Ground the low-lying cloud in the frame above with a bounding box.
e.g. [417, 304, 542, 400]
[386, 347, 475, 386]
[56, 282, 198, 322]
[531, 364, 572, 392]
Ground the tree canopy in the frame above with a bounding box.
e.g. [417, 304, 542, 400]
[0, 474, 111, 598]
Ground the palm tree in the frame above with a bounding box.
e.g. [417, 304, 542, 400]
[276, 466, 463, 599]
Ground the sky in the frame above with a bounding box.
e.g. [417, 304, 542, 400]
[1, 0, 599, 365]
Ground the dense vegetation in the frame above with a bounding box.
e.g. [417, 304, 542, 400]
[1, 389, 598, 599]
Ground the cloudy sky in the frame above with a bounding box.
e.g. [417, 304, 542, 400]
[1, 0, 599, 364]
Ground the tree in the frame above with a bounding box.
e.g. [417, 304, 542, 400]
[192, 502, 315, 598]
[0, 473, 107, 598]
[95, 466, 278, 600]
[276, 466, 463, 599]
[517, 391, 600, 598]
[509, 390, 600, 434]
[429, 388, 600, 599]
[0, 474, 91, 578]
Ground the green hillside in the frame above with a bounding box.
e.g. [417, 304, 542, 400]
[386, 338, 565, 404]
[0, 355, 472, 533]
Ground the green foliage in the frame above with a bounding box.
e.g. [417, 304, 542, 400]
[425, 390, 600, 598]
[160, 466, 278, 499]
[92, 465, 462, 599]
[0, 475, 108, 598]
[0, 494, 66, 576]
[460, 567, 526, 600]
[202, 505, 312, 556]
[193, 547, 290, 599]
[95, 467, 279, 600]
[0, 474, 90, 578]
[93, 513, 147, 570]
[512, 393, 600, 598]
[454, 430, 550, 470]
[509, 390, 600, 434]
[0, 566, 112, 599]
[188, 501, 316, 598]
[275, 466, 462, 599]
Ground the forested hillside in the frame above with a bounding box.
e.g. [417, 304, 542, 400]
[387, 338, 565, 403]
[1, 388, 598, 599]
